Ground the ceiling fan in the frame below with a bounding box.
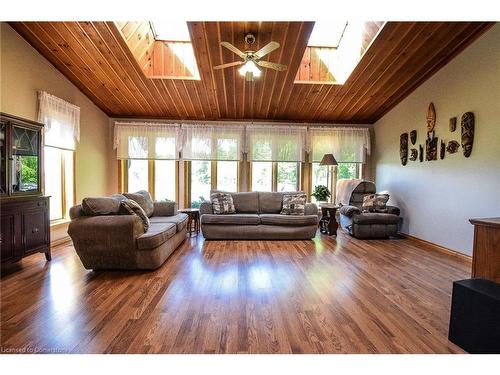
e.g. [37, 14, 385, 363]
[213, 33, 287, 81]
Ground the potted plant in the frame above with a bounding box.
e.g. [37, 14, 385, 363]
[311, 185, 331, 203]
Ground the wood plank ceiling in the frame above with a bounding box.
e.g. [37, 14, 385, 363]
[9, 21, 494, 123]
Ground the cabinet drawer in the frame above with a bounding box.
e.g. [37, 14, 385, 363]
[1, 214, 17, 261]
[23, 210, 48, 252]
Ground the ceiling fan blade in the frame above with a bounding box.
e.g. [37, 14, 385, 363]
[254, 41, 280, 59]
[220, 42, 246, 59]
[213, 61, 244, 70]
[256, 60, 287, 71]
[245, 71, 253, 82]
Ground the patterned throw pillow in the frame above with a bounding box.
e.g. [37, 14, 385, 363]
[121, 199, 150, 231]
[362, 194, 390, 213]
[211, 192, 236, 214]
[280, 193, 307, 216]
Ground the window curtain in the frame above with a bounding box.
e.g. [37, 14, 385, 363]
[37, 91, 80, 151]
[309, 127, 370, 163]
[181, 124, 245, 161]
[246, 125, 307, 162]
[114, 122, 182, 159]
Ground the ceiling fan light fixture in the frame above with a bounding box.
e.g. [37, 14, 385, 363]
[238, 60, 261, 78]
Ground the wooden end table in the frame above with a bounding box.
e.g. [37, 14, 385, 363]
[319, 204, 340, 236]
[179, 208, 200, 236]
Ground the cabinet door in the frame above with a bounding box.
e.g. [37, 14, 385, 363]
[1, 214, 17, 261]
[23, 209, 48, 253]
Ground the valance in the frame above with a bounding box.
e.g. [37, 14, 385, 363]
[309, 127, 370, 163]
[37, 91, 80, 151]
[246, 125, 307, 162]
[181, 124, 245, 161]
[114, 122, 182, 159]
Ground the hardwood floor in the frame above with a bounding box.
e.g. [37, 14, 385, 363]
[0, 231, 469, 354]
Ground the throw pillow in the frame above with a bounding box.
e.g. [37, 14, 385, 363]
[211, 192, 236, 214]
[280, 193, 307, 215]
[121, 199, 150, 231]
[123, 190, 154, 217]
[81, 197, 121, 216]
[362, 193, 389, 213]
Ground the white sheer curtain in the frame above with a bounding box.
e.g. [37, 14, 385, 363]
[246, 125, 308, 162]
[181, 124, 245, 161]
[309, 127, 370, 163]
[114, 122, 182, 159]
[37, 91, 80, 150]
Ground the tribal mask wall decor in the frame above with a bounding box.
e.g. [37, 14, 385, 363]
[447, 140, 460, 154]
[425, 132, 438, 161]
[440, 140, 446, 160]
[461, 111, 475, 157]
[409, 148, 418, 161]
[400, 133, 409, 166]
[410, 130, 417, 145]
[419, 144, 424, 162]
[426, 102, 436, 134]
[449, 117, 457, 132]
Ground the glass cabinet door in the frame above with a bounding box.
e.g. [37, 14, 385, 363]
[0, 123, 6, 195]
[11, 125, 40, 193]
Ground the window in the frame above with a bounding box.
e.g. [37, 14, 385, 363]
[45, 146, 74, 221]
[311, 162, 361, 203]
[251, 162, 299, 192]
[127, 159, 148, 193]
[124, 160, 177, 202]
[154, 160, 176, 201]
[188, 160, 239, 207]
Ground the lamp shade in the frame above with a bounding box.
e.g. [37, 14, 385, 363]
[319, 153, 338, 166]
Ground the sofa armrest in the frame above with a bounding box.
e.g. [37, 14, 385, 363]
[386, 205, 400, 216]
[153, 201, 177, 217]
[68, 215, 144, 251]
[305, 203, 318, 216]
[199, 202, 213, 215]
[339, 205, 362, 218]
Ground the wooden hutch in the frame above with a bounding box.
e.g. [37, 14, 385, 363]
[0, 112, 51, 263]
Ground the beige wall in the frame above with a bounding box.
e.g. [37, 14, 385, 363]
[373, 24, 500, 256]
[1, 23, 114, 242]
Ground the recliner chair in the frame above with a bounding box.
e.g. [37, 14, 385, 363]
[337, 179, 401, 239]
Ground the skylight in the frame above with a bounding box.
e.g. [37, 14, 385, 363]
[151, 21, 191, 41]
[308, 21, 348, 47]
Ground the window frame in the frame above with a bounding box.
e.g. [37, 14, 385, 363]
[44, 145, 76, 223]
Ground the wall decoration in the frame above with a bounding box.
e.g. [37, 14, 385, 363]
[410, 130, 417, 145]
[426, 102, 436, 134]
[400, 133, 408, 166]
[447, 140, 460, 154]
[449, 117, 457, 132]
[461, 111, 475, 157]
[440, 140, 446, 160]
[419, 144, 424, 162]
[425, 131, 438, 161]
[410, 148, 418, 161]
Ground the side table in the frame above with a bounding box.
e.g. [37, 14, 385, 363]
[319, 204, 340, 236]
[179, 208, 200, 236]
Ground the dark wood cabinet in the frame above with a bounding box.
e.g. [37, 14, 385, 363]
[0, 113, 51, 264]
[469, 217, 500, 283]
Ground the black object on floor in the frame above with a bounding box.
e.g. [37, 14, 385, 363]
[448, 278, 500, 353]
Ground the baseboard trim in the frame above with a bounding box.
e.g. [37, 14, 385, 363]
[399, 232, 472, 265]
[51, 236, 72, 248]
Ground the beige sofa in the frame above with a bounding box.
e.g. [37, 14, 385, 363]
[68, 191, 188, 270]
[200, 191, 318, 240]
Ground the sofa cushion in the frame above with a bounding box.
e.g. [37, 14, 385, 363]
[281, 193, 307, 215]
[153, 201, 177, 217]
[137, 222, 176, 250]
[150, 213, 189, 231]
[259, 214, 318, 226]
[258, 192, 283, 214]
[201, 214, 260, 225]
[121, 199, 150, 231]
[213, 191, 259, 213]
[362, 193, 389, 213]
[210, 192, 236, 214]
[123, 190, 154, 217]
[81, 197, 121, 216]
[352, 213, 400, 225]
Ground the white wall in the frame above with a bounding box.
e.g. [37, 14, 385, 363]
[374, 24, 500, 255]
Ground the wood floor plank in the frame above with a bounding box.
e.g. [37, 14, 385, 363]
[0, 231, 468, 354]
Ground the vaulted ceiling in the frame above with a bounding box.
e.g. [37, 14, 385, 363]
[10, 21, 494, 123]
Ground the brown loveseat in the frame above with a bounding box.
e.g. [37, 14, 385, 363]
[68, 191, 188, 270]
[200, 191, 318, 240]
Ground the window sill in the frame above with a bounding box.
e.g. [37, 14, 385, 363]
[50, 219, 70, 228]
